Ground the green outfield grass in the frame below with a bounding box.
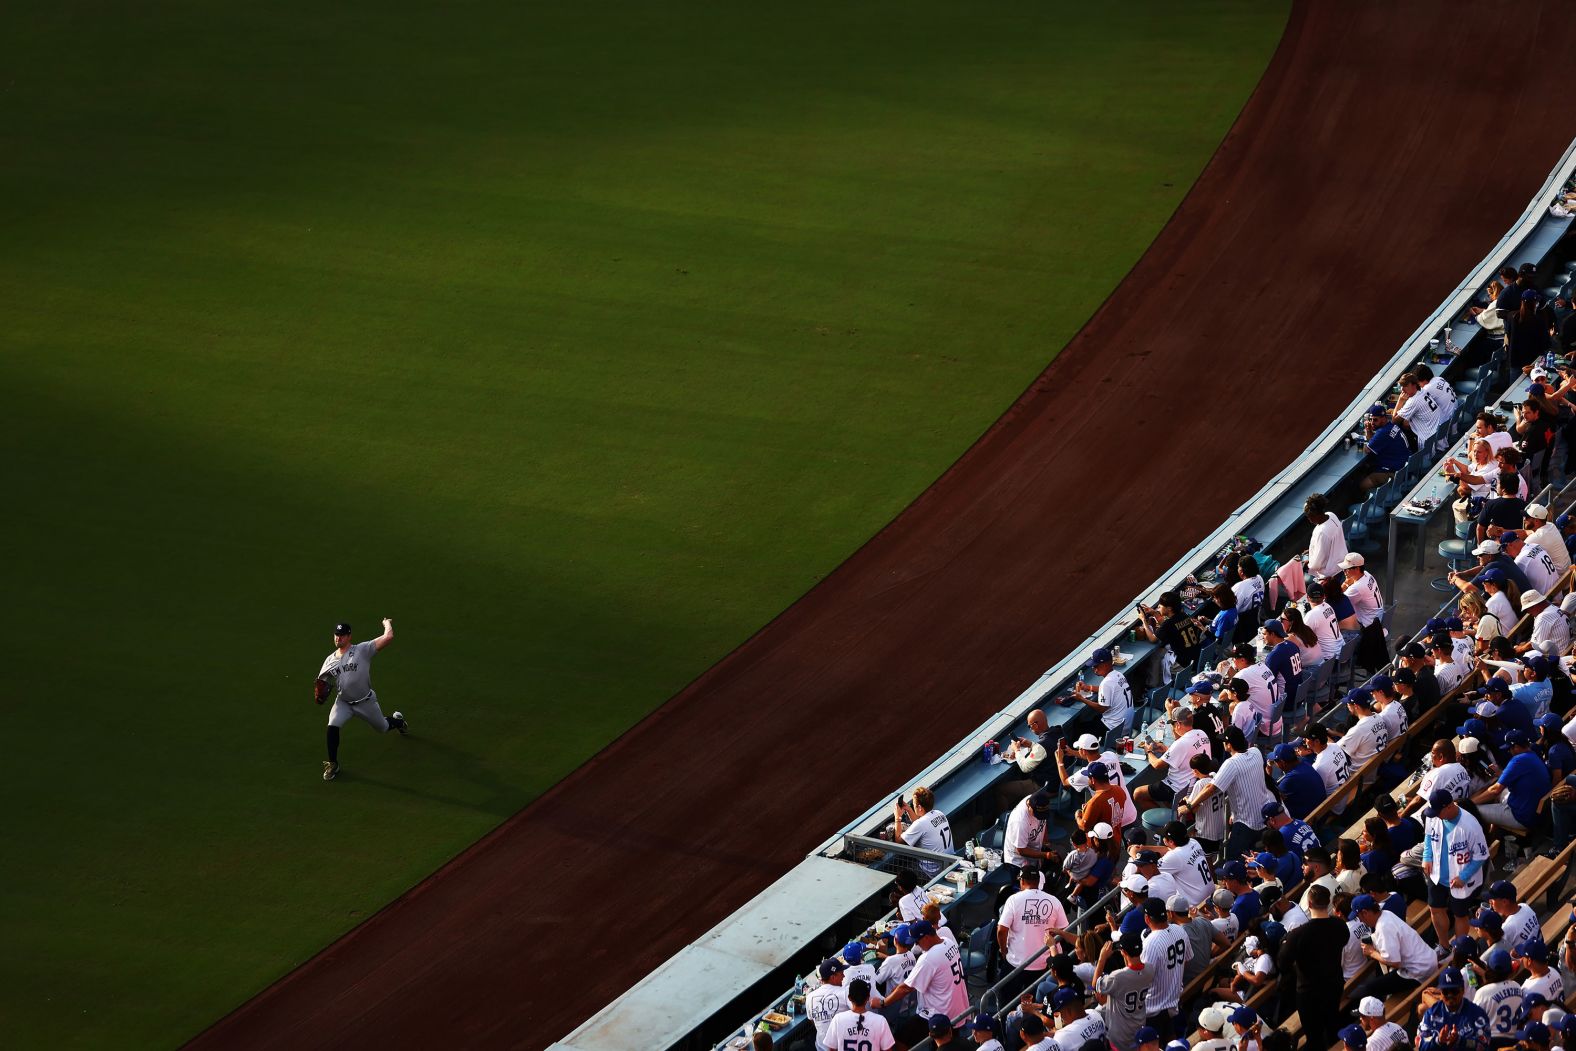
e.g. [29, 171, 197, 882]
[0, 0, 1286, 1043]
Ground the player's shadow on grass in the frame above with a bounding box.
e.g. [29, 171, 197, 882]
[350, 737, 523, 818]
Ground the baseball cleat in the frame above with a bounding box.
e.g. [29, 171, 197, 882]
[392, 710, 409, 735]
[322, 761, 338, 781]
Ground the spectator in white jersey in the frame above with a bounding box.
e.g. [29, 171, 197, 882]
[1302, 582, 1345, 665]
[1517, 590, 1571, 657]
[1338, 553, 1388, 670]
[1071, 647, 1133, 739]
[892, 786, 953, 875]
[1191, 726, 1274, 860]
[1396, 369, 1452, 450]
[806, 958, 850, 1046]
[1356, 996, 1410, 1051]
[1502, 532, 1563, 597]
[1133, 706, 1209, 810]
[1305, 493, 1350, 580]
[821, 979, 895, 1051]
[1525, 502, 1572, 578]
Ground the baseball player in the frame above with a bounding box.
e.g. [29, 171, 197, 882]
[317, 619, 407, 781]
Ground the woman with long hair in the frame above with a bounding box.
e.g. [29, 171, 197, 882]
[1334, 838, 1365, 895]
[1458, 591, 1501, 651]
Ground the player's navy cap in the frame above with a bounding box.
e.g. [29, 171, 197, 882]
[908, 919, 936, 939]
[1506, 729, 1534, 748]
[1446, 616, 1465, 631]
[1251, 851, 1276, 871]
[1374, 794, 1399, 814]
[965, 1015, 997, 1034]
[1393, 668, 1417, 686]
[1457, 717, 1489, 737]
[1519, 1022, 1551, 1045]
[1559, 513, 1572, 530]
[1269, 745, 1298, 764]
[1400, 642, 1426, 659]
[1134, 1027, 1160, 1046]
[1370, 674, 1394, 693]
[1086, 762, 1110, 783]
[1117, 931, 1143, 954]
[1480, 567, 1507, 582]
[1472, 911, 1504, 935]
[928, 1013, 953, 1035]
[1021, 1012, 1047, 1034]
[1135, 849, 1160, 865]
[1351, 893, 1379, 913]
[890, 923, 913, 945]
[1346, 688, 1375, 710]
[1339, 1024, 1368, 1049]
[1437, 967, 1466, 990]
[1367, 402, 1389, 416]
[1521, 992, 1550, 1016]
[1483, 947, 1513, 974]
[1450, 934, 1479, 953]
[1028, 789, 1055, 816]
[1186, 680, 1213, 695]
[1218, 860, 1246, 881]
[1262, 799, 1286, 817]
[1088, 646, 1114, 667]
[1489, 880, 1517, 900]
[333, 622, 352, 635]
[818, 957, 845, 979]
[1538, 713, 1564, 730]
[1262, 619, 1286, 638]
[1517, 940, 1550, 963]
[1425, 788, 1455, 817]
[1142, 897, 1167, 919]
[840, 941, 863, 964]
[1424, 617, 1448, 634]
[1306, 582, 1325, 599]
[1229, 1006, 1258, 1026]
[1052, 988, 1082, 1009]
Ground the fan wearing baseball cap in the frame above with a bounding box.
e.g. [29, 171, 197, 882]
[1351, 892, 1437, 1001]
[1471, 731, 1550, 834]
[1355, 995, 1409, 1051]
[1523, 502, 1571, 580]
[1055, 734, 1138, 829]
[1092, 932, 1154, 1051]
[1418, 968, 1491, 1051]
[1516, 939, 1564, 1003]
[805, 959, 849, 1045]
[821, 978, 895, 1051]
[1070, 646, 1133, 733]
[1421, 788, 1489, 945]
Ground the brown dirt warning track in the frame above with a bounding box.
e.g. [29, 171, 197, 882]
[189, 2, 1576, 1048]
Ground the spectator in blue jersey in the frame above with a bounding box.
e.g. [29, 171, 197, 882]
[1537, 714, 1575, 784]
[1472, 730, 1550, 834]
[1360, 403, 1411, 492]
[1256, 829, 1302, 885]
[1511, 657, 1554, 722]
[1373, 794, 1424, 854]
[1266, 753, 1324, 823]
[1359, 816, 1396, 881]
[1260, 620, 1302, 714]
[1484, 677, 1537, 741]
[1419, 968, 1492, 1051]
[1205, 583, 1239, 645]
[1322, 575, 1361, 640]
[1217, 861, 1261, 928]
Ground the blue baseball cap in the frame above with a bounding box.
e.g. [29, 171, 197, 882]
[1367, 403, 1389, 416]
[1438, 967, 1466, 990]
[1346, 688, 1375, 709]
[1270, 745, 1299, 764]
[1218, 860, 1247, 881]
[1489, 880, 1517, 900]
[1425, 788, 1456, 817]
[1559, 513, 1572, 530]
[1135, 1027, 1161, 1046]
[1524, 288, 1544, 303]
[1472, 911, 1504, 935]
[1088, 647, 1114, 667]
[1519, 1022, 1551, 1045]
[1251, 851, 1277, 871]
[928, 1013, 953, 1035]
[1052, 987, 1083, 1009]
[908, 919, 936, 939]
[1263, 619, 1286, 638]
[1369, 674, 1394, 693]
[1500, 531, 1522, 545]
[819, 958, 846, 979]
[1086, 762, 1110, 782]
[1517, 940, 1550, 963]
[1135, 849, 1161, 865]
[1483, 947, 1513, 974]
[1262, 798, 1287, 817]
[1424, 617, 1448, 634]
[891, 923, 913, 946]
[1484, 677, 1512, 695]
[841, 941, 864, 964]
[1456, 717, 1489, 737]
[1339, 1024, 1368, 1049]
[965, 1015, 997, 1034]
[1187, 680, 1214, 695]
[1538, 713, 1564, 730]
[1352, 893, 1379, 913]
[1506, 729, 1534, 748]
[1229, 1007, 1259, 1026]
[1450, 934, 1479, 953]
[1446, 616, 1464, 631]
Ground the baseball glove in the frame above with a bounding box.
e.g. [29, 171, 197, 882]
[313, 676, 333, 705]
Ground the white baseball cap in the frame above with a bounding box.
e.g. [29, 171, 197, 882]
[1243, 936, 1261, 953]
[1358, 996, 1386, 1018]
[1524, 590, 1548, 606]
[1339, 553, 1365, 569]
[1199, 1007, 1227, 1034]
[1091, 822, 1114, 840]
[1561, 594, 1576, 616]
[1459, 736, 1481, 755]
[1472, 540, 1502, 555]
[1527, 502, 1551, 520]
[1121, 874, 1149, 893]
[1072, 733, 1102, 751]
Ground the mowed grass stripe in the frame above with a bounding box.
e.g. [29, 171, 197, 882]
[0, 0, 1286, 1044]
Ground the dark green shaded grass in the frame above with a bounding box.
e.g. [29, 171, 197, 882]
[0, 0, 1286, 1043]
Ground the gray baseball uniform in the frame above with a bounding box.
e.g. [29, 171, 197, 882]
[320, 641, 391, 731]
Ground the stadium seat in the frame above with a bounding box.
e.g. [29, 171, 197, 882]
[1436, 538, 1472, 592]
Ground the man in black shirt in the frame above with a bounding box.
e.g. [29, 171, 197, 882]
[1276, 883, 1350, 1047]
[1138, 591, 1205, 669]
[1476, 472, 1527, 541]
